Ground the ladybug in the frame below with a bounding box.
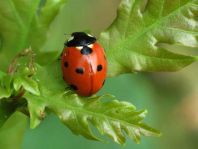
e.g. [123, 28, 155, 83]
[61, 32, 107, 96]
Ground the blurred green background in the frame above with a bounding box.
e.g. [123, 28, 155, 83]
[1, 0, 198, 148]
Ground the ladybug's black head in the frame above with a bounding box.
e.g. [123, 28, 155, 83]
[65, 32, 96, 47]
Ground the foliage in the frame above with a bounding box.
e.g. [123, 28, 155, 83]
[100, 0, 198, 77]
[0, 0, 197, 148]
[0, 0, 67, 70]
[0, 112, 27, 149]
[0, 56, 160, 144]
[26, 62, 160, 144]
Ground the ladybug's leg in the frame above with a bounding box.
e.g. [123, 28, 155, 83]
[63, 86, 73, 95]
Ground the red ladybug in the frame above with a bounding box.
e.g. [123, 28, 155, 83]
[61, 32, 107, 96]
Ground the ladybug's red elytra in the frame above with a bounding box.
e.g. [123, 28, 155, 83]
[61, 32, 107, 96]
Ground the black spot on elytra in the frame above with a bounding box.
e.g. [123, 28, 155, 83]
[64, 61, 68, 68]
[81, 46, 92, 55]
[70, 84, 78, 90]
[97, 64, 102, 71]
[76, 67, 84, 74]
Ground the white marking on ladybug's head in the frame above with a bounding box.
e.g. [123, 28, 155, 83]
[87, 34, 94, 37]
[68, 36, 74, 42]
[76, 46, 83, 50]
[87, 44, 93, 48]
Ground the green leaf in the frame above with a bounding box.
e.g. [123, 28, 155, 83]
[13, 76, 40, 96]
[0, 0, 67, 70]
[38, 0, 67, 25]
[36, 50, 61, 65]
[23, 62, 160, 144]
[0, 53, 160, 144]
[100, 0, 198, 77]
[0, 0, 40, 69]
[0, 75, 13, 99]
[0, 67, 40, 100]
[0, 111, 27, 149]
[28, 0, 67, 51]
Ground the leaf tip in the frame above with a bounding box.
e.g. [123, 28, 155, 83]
[29, 118, 41, 129]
